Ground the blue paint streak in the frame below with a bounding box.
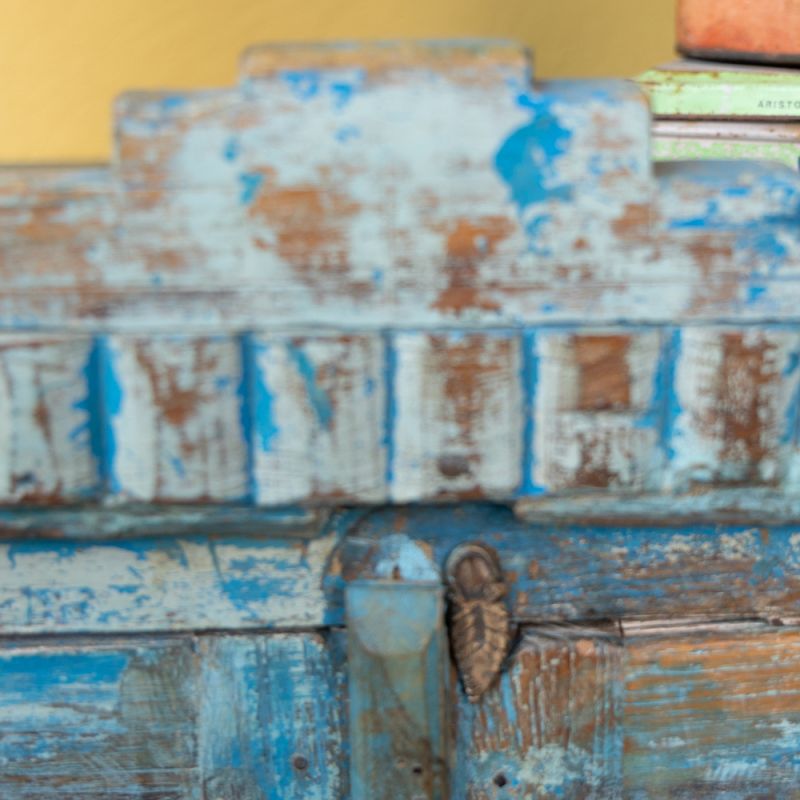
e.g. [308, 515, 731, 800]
[660, 329, 682, 462]
[238, 334, 257, 502]
[223, 137, 240, 161]
[518, 330, 545, 496]
[384, 335, 398, 492]
[783, 345, 800, 446]
[334, 125, 360, 143]
[494, 92, 573, 212]
[77, 338, 122, 495]
[0, 651, 129, 699]
[288, 346, 333, 429]
[250, 339, 280, 454]
[160, 94, 187, 111]
[239, 172, 264, 205]
[281, 69, 321, 101]
[208, 540, 304, 618]
[635, 329, 680, 467]
[747, 284, 768, 305]
[663, 166, 800, 282]
[170, 456, 186, 479]
[331, 75, 362, 109]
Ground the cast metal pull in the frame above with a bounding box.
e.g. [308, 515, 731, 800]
[445, 542, 511, 702]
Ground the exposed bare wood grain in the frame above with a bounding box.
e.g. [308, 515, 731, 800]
[624, 625, 800, 798]
[456, 625, 623, 799]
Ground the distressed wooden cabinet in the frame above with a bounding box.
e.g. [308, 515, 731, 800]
[4, 40, 800, 798]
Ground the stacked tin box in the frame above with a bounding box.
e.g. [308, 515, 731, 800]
[637, 0, 800, 170]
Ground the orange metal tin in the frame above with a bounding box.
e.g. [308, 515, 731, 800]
[678, 0, 800, 65]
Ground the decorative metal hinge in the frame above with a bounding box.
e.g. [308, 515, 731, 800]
[445, 542, 511, 702]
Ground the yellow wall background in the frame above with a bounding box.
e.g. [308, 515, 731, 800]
[0, 0, 675, 163]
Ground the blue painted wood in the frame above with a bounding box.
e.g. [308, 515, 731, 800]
[9, 505, 800, 633]
[200, 632, 348, 800]
[1, 324, 800, 508]
[0, 637, 200, 798]
[346, 581, 451, 800]
[5, 39, 800, 799]
[337, 505, 800, 623]
[623, 623, 800, 798]
[454, 625, 623, 799]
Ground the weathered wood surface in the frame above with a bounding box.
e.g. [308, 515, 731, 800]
[0, 523, 343, 634]
[9, 505, 800, 633]
[0, 335, 99, 504]
[0, 504, 328, 540]
[623, 623, 800, 798]
[455, 625, 623, 799]
[4, 623, 800, 799]
[337, 505, 800, 625]
[0, 632, 347, 799]
[0, 637, 200, 798]
[391, 331, 523, 501]
[1, 40, 800, 508]
[457, 621, 800, 799]
[347, 581, 451, 800]
[0, 42, 799, 332]
[249, 333, 387, 505]
[1, 325, 799, 507]
[200, 632, 348, 800]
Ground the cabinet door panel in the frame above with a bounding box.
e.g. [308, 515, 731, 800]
[0, 637, 200, 799]
[0, 632, 347, 800]
[624, 625, 800, 799]
[458, 623, 800, 799]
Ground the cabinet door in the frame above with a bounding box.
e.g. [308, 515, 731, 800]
[3, 508, 800, 798]
[456, 622, 800, 799]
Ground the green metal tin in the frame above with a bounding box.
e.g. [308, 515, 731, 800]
[636, 60, 800, 169]
[637, 61, 800, 120]
[652, 120, 800, 169]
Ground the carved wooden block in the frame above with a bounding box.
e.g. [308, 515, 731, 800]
[390, 331, 523, 501]
[249, 333, 386, 505]
[532, 329, 664, 491]
[669, 327, 800, 490]
[107, 335, 248, 502]
[0, 334, 98, 503]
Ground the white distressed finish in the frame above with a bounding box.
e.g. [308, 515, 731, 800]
[532, 330, 663, 492]
[108, 335, 248, 501]
[0, 335, 97, 502]
[390, 331, 523, 501]
[669, 327, 800, 491]
[250, 334, 386, 505]
[0, 531, 337, 633]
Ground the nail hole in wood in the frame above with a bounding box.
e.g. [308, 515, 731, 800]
[493, 772, 508, 787]
[412, 764, 423, 776]
[292, 755, 309, 772]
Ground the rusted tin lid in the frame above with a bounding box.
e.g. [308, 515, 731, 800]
[637, 60, 800, 120]
[677, 0, 800, 65]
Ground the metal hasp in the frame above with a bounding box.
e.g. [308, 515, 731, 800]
[445, 542, 511, 702]
[346, 581, 451, 800]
